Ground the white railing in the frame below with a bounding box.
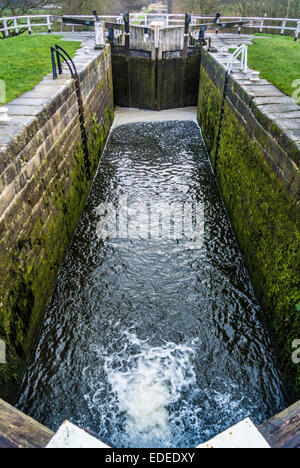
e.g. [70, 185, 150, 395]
[226, 44, 248, 74]
[0, 15, 52, 37]
[0, 14, 299, 40]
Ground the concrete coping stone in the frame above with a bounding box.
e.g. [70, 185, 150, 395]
[207, 34, 300, 162]
[46, 421, 110, 449]
[0, 37, 107, 153]
[197, 418, 270, 449]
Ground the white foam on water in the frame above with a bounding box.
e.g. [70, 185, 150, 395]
[83, 329, 275, 448]
[84, 330, 199, 448]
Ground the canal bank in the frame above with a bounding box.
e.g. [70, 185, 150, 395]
[0, 40, 114, 401]
[197, 42, 300, 399]
[17, 119, 287, 448]
[0, 30, 299, 446]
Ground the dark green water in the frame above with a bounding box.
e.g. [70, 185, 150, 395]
[18, 121, 286, 448]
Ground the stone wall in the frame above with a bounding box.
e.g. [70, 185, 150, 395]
[0, 44, 114, 402]
[198, 50, 300, 399]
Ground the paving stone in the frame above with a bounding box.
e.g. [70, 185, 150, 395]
[257, 103, 300, 113]
[0, 124, 22, 139]
[253, 96, 297, 105]
[21, 90, 57, 99]
[244, 85, 284, 97]
[9, 97, 52, 106]
[235, 79, 270, 86]
[0, 115, 36, 126]
[267, 112, 300, 120]
[276, 119, 300, 131]
[6, 104, 44, 116]
[286, 129, 300, 142]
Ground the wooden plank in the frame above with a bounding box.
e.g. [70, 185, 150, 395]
[0, 399, 54, 448]
[259, 401, 300, 448]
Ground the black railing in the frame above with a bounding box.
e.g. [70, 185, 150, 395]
[51, 45, 91, 180]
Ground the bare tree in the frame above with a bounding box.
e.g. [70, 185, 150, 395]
[61, 0, 150, 15]
[177, 0, 221, 14]
[0, 0, 49, 16]
[175, 0, 300, 17]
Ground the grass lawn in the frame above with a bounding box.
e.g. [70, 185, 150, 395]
[0, 35, 81, 104]
[247, 35, 300, 97]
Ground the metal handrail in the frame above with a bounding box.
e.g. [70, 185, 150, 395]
[51, 45, 91, 180]
[227, 44, 248, 74]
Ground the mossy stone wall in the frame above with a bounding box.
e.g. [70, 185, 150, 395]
[0, 46, 114, 402]
[198, 51, 300, 400]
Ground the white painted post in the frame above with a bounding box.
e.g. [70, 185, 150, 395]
[154, 24, 159, 48]
[0, 107, 11, 122]
[13, 17, 19, 35]
[281, 20, 286, 35]
[27, 17, 32, 35]
[47, 16, 51, 33]
[95, 21, 105, 49]
[244, 45, 248, 73]
[260, 18, 264, 33]
[216, 15, 220, 35]
[145, 14, 147, 26]
[241, 45, 245, 72]
[3, 19, 9, 38]
[295, 21, 300, 42]
[238, 17, 242, 35]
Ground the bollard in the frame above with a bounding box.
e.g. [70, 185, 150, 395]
[250, 71, 260, 82]
[0, 107, 11, 122]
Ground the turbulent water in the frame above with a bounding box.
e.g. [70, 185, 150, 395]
[18, 121, 286, 448]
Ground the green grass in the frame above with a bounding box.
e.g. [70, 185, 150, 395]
[247, 35, 300, 96]
[0, 35, 81, 104]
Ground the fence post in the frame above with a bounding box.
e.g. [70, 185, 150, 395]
[281, 20, 286, 35]
[238, 17, 242, 35]
[47, 16, 51, 33]
[3, 19, 9, 38]
[295, 21, 300, 42]
[27, 17, 32, 35]
[244, 45, 248, 73]
[260, 18, 264, 33]
[13, 17, 19, 35]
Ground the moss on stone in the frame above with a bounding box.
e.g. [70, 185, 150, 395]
[198, 62, 300, 400]
[112, 52, 201, 110]
[0, 96, 114, 403]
